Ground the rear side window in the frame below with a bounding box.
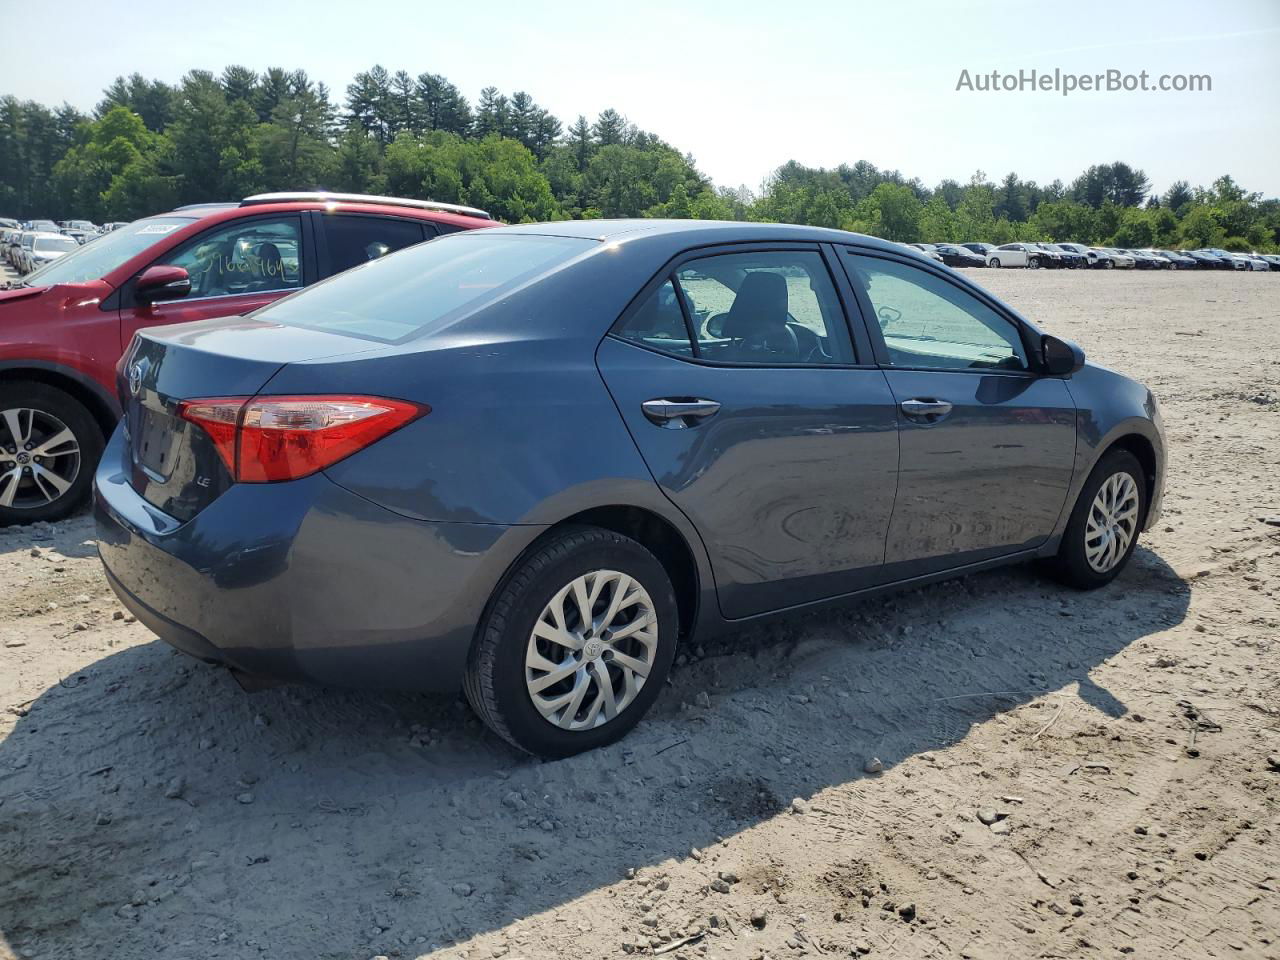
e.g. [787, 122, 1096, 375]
[676, 251, 854, 364]
[615, 250, 855, 364]
[320, 215, 430, 277]
[615, 281, 693, 356]
[258, 232, 594, 343]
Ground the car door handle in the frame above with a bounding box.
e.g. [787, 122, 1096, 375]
[642, 398, 721, 428]
[900, 398, 954, 421]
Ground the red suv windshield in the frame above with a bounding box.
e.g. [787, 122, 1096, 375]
[23, 216, 195, 286]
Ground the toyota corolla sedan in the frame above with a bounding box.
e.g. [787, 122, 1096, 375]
[95, 221, 1166, 758]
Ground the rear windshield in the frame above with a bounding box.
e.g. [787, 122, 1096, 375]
[258, 232, 596, 343]
[34, 236, 78, 252]
[23, 216, 194, 285]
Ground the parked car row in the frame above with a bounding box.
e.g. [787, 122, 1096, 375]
[947, 241, 1274, 272]
[2, 228, 82, 274]
[0, 218, 119, 268]
[901, 239, 1278, 272]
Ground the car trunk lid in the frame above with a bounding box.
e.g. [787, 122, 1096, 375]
[120, 315, 382, 521]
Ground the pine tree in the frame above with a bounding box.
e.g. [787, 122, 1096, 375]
[592, 108, 626, 146]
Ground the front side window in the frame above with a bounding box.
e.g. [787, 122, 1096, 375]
[156, 216, 302, 300]
[671, 251, 854, 364]
[841, 253, 1028, 371]
[320, 215, 430, 277]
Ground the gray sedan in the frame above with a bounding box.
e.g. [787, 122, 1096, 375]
[95, 220, 1166, 757]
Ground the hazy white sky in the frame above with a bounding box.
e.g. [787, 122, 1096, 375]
[2, 0, 1278, 197]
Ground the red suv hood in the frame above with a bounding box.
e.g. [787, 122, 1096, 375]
[0, 279, 114, 311]
[0, 285, 49, 305]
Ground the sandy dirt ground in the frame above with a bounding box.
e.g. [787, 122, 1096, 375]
[0, 268, 1277, 960]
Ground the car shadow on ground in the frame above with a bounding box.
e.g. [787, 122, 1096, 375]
[0, 546, 1189, 959]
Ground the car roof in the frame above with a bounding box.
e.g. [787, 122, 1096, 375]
[495, 218, 906, 254]
[91, 198, 497, 290]
[160, 197, 494, 231]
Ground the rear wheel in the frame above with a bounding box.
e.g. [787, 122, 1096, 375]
[464, 525, 679, 758]
[1048, 449, 1146, 589]
[0, 383, 104, 525]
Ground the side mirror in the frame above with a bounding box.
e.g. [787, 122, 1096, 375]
[135, 265, 191, 303]
[1042, 334, 1085, 376]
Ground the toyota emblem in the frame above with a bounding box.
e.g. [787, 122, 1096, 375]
[127, 360, 145, 398]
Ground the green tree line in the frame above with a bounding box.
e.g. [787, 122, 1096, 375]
[1, 66, 1276, 251]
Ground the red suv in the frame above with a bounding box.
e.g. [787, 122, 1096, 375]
[0, 192, 494, 523]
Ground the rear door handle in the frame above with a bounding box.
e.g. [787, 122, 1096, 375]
[642, 398, 721, 428]
[900, 398, 954, 421]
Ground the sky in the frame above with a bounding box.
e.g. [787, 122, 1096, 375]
[2, 0, 1278, 198]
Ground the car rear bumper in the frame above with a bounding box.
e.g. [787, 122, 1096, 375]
[94, 425, 546, 691]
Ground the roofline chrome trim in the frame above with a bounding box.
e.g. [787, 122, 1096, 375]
[240, 192, 493, 220]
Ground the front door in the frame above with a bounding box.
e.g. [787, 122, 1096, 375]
[118, 214, 306, 347]
[838, 249, 1076, 576]
[596, 246, 900, 619]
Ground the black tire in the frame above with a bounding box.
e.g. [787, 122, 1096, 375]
[0, 382, 104, 526]
[1028, 257, 1040, 269]
[463, 525, 680, 758]
[990, 257, 1001, 268]
[1103, 259, 1114, 269]
[1048, 449, 1147, 590]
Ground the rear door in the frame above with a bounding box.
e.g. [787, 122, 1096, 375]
[118, 213, 310, 348]
[837, 248, 1076, 576]
[596, 243, 900, 620]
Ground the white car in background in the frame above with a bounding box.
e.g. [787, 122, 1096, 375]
[986, 242, 1047, 268]
[19, 231, 79, 273]
[1057, 242, 1118, 269]
[1243, 253, 1270, 271]
[1099, 248, 1137, 269]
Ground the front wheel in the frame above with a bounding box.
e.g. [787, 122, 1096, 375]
[0, 383, 104, 525]
[1048, 449, 1147, 589]
[1028, 257, 1040, 269]
[989, 257, 1001, 268]
[464, 525, 680, 758]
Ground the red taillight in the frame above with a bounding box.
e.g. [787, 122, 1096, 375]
[178, 395, 427, 483]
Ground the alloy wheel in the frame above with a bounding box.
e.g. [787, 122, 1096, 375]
[524, 569, 658, 730]
[1084, 471, 1139, 573]
[0, 407, 81, 509]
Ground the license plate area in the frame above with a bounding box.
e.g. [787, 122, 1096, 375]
[131, 404, 184, 483]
